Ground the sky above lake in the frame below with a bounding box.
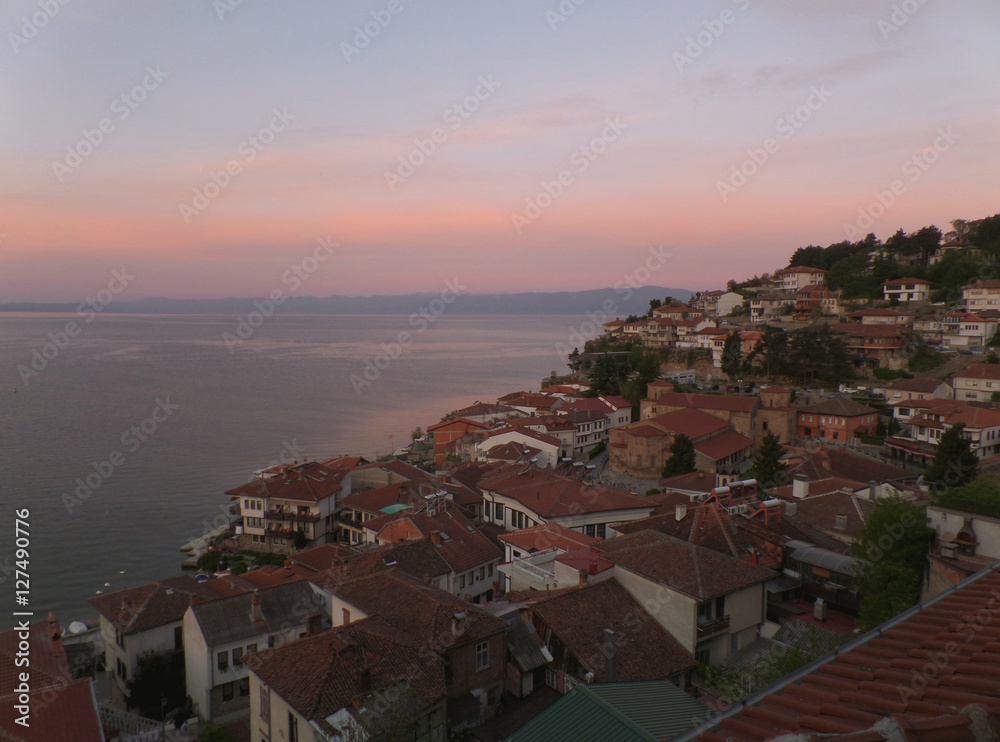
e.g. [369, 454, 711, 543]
[2, 0, 998, 301]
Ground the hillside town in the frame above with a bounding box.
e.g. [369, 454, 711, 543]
[9, 215, 1000, 742]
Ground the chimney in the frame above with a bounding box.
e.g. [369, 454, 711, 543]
[785, 501, 797, 517]
[430, 531, 442, 546]
[283, 559, 292, 568]
[675, 503, 688, 522]
[834, 514, 848, 531]
[250, 590, 263, 622]
[307, 613, 323, 635]
[868, 480, 878, 501]
[820, 450, 831, 470]
[814, 598, 827, 621]
[603, 628, 617, 683]
[792, 474, 809, 499]
[355, 666, 372, 692]
[578, 569, 588, 587]
[451, 611, 466, 638]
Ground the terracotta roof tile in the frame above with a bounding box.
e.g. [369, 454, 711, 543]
[226, 460, 345, 503]
[597, 530, 776, 600]
[88, 574, 221, 634]
[498, 522, 597, 554]
[528, 580, 697, 681]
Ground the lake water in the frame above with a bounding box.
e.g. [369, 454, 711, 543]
[0, 313, 580, 621]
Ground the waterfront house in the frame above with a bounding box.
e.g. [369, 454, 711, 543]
[883, 276, 931, 302]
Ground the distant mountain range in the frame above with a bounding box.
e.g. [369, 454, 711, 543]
[0, 286, 693, 317]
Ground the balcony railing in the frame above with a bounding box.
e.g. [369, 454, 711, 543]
[696, 614, 730, 639]
[265, 509, 320, 523]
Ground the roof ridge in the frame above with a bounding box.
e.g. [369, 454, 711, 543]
[712, 505, 740, 559]
[126, 583, 161, 634]
[689, 541, 704, 600]
[578, 684, 658, 738]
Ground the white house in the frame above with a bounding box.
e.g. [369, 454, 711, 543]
[953, 363, 1000, 402]
[89, 575, 221, 707]
[883, 277, 931, 303]
[184, 581, 330, 721]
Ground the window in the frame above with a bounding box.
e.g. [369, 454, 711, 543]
[696, 646, 711, 666]
[239, 677, 250, 696]
[459, 573, 466, 589]
[478, 566, 485, 580]
[288, 712, 298, 742]
[260, 686, 270, 721]
[222, 681, 234, 701]
[268, 635, 276, 648]
[494, 502, 504, 521]
[488, 563, 493, 577]
[174, 626, 182, 651]
[476, 640, 490, 671]
[233, 647, 243, 666]
[247, 642, 257, 655]
[218, 651, 229, 671]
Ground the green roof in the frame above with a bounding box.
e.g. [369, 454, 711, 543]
[379, 503, 413, 514]
[506, 680, 712, 742]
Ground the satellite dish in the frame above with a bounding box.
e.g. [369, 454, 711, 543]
[535, 458, 548, 469]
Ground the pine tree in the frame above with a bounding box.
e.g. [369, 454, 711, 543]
[662, 434, 696, 478]
[751, 432, 787, 489]
[926, 423, 978, 488]
[721, 332, 743, 380]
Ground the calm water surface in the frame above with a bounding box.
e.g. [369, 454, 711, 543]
[0, 313, 579, 620]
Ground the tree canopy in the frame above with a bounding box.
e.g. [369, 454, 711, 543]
[851, 498, 933, 630]
[934, 475, 1000, 519]
[751, 432, 787, 489]
[926, 423, 978, 489]
[662, 434, 696, 478]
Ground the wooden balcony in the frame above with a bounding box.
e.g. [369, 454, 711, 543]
[265, 509, 320, 523]
[696, 614, 730, 639]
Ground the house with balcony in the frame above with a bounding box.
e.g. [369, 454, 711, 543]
[427, 417, 492, 466]
[692, 289, 744, 318]
[954, 363, 1000, 402]
[89, 575, 222, 707]
[326, 570, 508, 730]
[793, 285, 841, 319]
[748, 293, 788, 322]
[886, 401, 1000, 467]
[479, 464, 655, 539]
[963, 278, 1000, 312]
[831, 323, 908, 371]
[941, 312, 998, 352]
[227, 460, 345, 554]
[775, 265, 827, 291]
[557, 395, 633, 431]
[556, 409, 609, 457]
[876, 377, 953, 404]
[652, 301, 700, 321]
[184, 581, 330, 721]
[883, 276, 931, 302]
[497, 523, 601, 592]
[597, 529, 776, 666]
[246, 616, 447, 742]
[640, 317, 679, 348]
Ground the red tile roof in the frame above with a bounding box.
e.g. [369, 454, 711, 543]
[427, 416, 491, 433]
[339, 479, 444, 516]
[884, 276, 931, 286]
[956, 363, 1000, 381]
[498, 522, 598, 554]
[226, 460, 345, 503]
[646, 390, 758, 413]
[778, 266, 826, 274]
[0, 614, 104, 742]
[644, 408, 732, 439]
[598, 530, 776, 600]
[482, 441, 543, 462]
[247, 616, 446, 731]
[479, 464, 654, 518]
[362, 504, 502, 573]
[688, 564, 1000, 741]
[774, 488, 875, 539]
[329, 570, 507, 646]
[614, 506, 762, 563]
[695, 430, 754, 461]
[291, 543, 363, 572]
[800, 397, 877, 417]
[527, 580, 697, 681]
[659, 470, 718, 492]
[88, 574, 221, 634]
[485, 426, 562, 448]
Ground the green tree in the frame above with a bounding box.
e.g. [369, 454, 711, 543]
[126, 652, 186, 720]
[926, 423, 978, 488]
[662, 434, 696, 478]
[720, 332, 743, 380]
[648, 298, 662, 317]
[934, 475, 1000, 519]
[411, 426, 423, 441]
[751, 432, 787, 489]
[851, 498, 933, 630]
[197, 550, 227, 573]
[230, 559, 248, 575]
